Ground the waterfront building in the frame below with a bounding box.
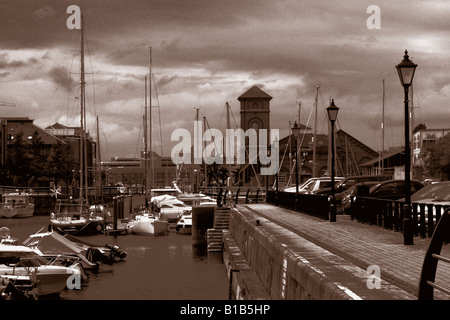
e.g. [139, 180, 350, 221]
[412, 128, 450, 180]
[101, 152, 178, 191]
[0, 117, 67, 186]
[44, 122, 96, 188]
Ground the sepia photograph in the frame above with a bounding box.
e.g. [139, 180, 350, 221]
[0, 0, 449, 314]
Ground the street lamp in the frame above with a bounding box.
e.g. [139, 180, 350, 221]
[327, 99, 339, 222]
[291, 121, 301, 209]
[396, 50, 417, 245]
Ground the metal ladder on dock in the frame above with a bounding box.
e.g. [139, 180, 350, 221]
[206, 207, 231, 252]
[418, 207, 450, 299]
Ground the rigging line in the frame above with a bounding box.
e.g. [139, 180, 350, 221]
[228, 101, 240, 130]
[135, 91, 146, 158]
[67, 32, 79, 125]
[280, 101, 314, 189]
[412, 82, 422, 126]
[83, 37, 100, 138]
[204, 117, 222, 157]
[318, 93, 330, 135]
[290, 102, 314, 177]
[217, 103, 226, 132]
[99, 121, 109, 163]
[275, 135, 292, 188]
[151, 73, 164, 157]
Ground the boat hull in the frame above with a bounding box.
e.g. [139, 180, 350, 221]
[0, 265, 78, 296]
[51, 219, 104, 236]
[0, 206, 34, 218]
[128, 215, 168, 236]
[175, 224, 192, 234]
[176, 216, 192, 234]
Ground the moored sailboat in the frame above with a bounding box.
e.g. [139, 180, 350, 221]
[49, 199, 105, 236]
[49, 13, 107, 235]
[127, 49, 168, 236]
[127, 208, 168, 235]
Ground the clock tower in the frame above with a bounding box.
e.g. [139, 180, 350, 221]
[238, 85, 272, 183]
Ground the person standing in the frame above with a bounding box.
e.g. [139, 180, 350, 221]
[226, 172, 234, 206]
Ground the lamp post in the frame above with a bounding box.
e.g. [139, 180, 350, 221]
[396, 50, 417, 245]
[291, 121, 301, 210]
[327, 99, 339, 222]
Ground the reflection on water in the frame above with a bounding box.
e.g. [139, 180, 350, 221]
[1, 215, 229, 300]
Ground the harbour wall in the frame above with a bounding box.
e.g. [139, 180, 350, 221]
[222, 206, 403, 300]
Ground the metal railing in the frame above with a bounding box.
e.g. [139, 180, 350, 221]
[267, 190, 450, 238]
[200, 186, 265, 205]
[266, 190, 330, 220]
[350, 196, 450, 238]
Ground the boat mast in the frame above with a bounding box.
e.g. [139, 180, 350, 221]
[312, 84, 319, 177]
[226, 101, 231, 174]
[96, 116, 102, 199]
[297, 100, 302, 183]
[380, 79, 385, 174]
[203, 115, 207, 188]
[148, 47, 153, 194]
[144, 76, 148, 207]
[410, 82, 414, 173]
[80, 13, 86, 203]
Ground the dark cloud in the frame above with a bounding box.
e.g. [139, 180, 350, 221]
[48, 65, 75, 89]
[1, 0, 449, 158]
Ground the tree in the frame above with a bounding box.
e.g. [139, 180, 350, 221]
[29, 130, 50, 186]
[6, 131, 31, 186]
[206, 163, 229, 186]
[50, 142, 76, 187]
[413, 123, 427, 134]
[421, 133, 450, 180]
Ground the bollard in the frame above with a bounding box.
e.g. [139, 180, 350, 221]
[192, 206, 215, 248]
[113, 196, 118, 231]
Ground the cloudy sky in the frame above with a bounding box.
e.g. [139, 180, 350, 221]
[1, 0, 449, 162]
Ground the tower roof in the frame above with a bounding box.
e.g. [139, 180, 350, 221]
[238, 85, 272, 100]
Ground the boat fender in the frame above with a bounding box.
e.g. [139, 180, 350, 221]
[105, 244, 127, 260]
[96, 224, 103, 232]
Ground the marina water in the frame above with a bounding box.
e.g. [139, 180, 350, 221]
[1, 215, 229, 300]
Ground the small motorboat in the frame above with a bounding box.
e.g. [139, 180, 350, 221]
[22, 229, 126, 269]
[0, 242, 82, 297]
[127, 209, 169, 236]
[0, 191, 34, 218]
[176, 212, 192, 234]
[152, 197, 191, 223]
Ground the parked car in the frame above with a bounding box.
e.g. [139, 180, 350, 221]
[406, 181, 450, 226]
[339, 181, 381, 214]
[367, 179, 425, 200]
[410, 181, 450, 203]
[315, 175, 390, 196]
[284, 177, 344, 194]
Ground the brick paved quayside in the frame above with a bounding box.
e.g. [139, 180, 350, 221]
[235, 203, 450, 300]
